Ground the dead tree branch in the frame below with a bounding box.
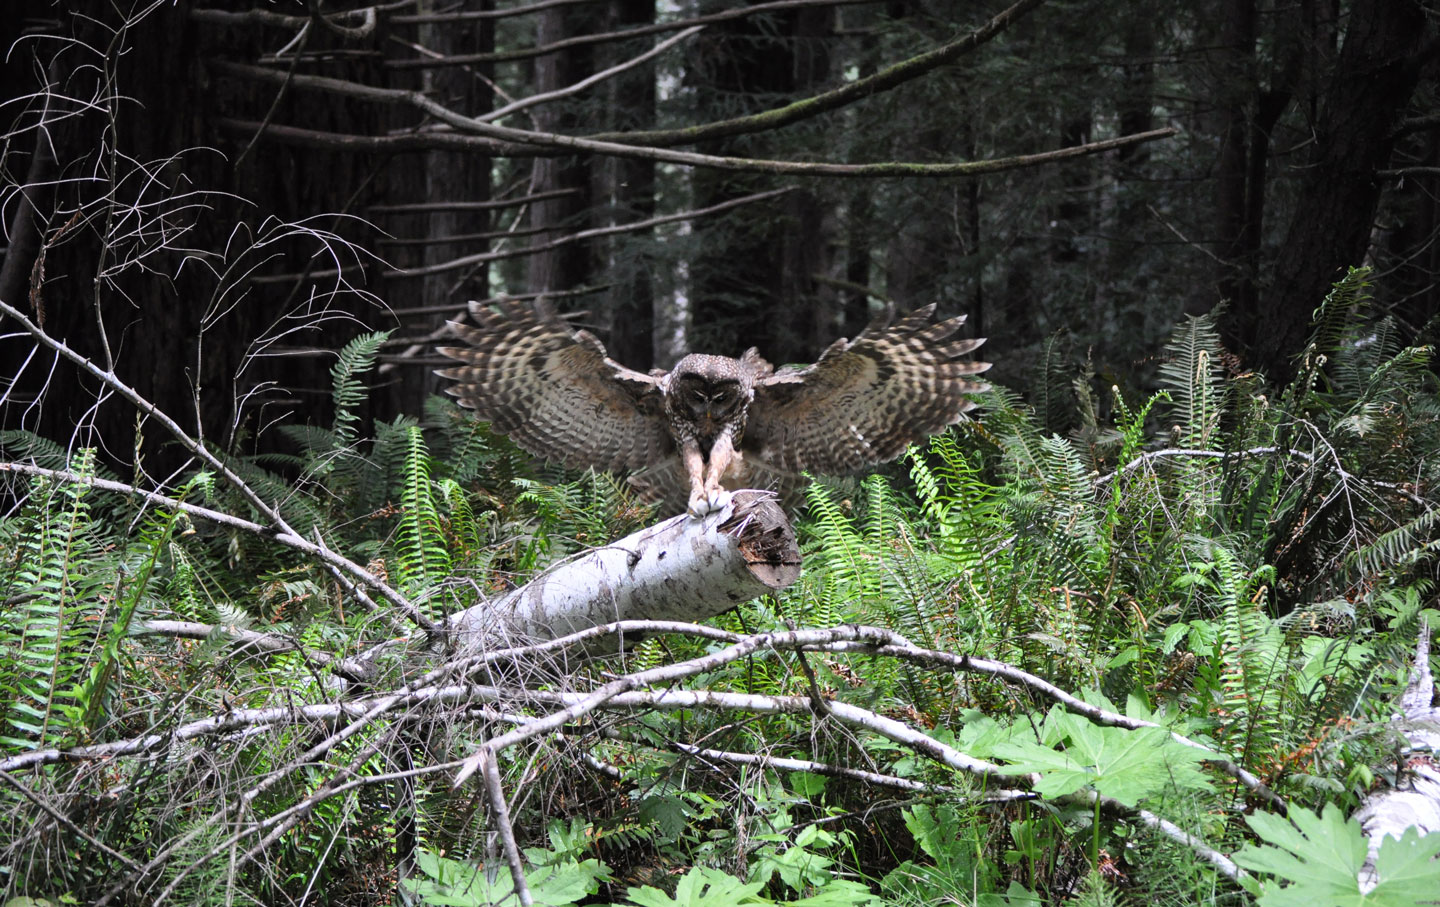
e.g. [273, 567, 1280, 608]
[387, 0, 879, 64]
[0, 459, 420, 637]
[590, 0, 1047, 147]
[392, 187, 793, 278]
[211, 62, 1178, 178]
[481, 25, 704, 124]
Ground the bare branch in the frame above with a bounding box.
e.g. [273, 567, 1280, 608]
[481, 26, 704, 124]
[387, 284, 604, 316]
[589, 0, 1047, 147]
[0, 442, 431, 637]
[1128, 802, 1245, 881]
[822, 638, 1285, 809]
[132, 619, 377, 683]
[392, 187, 793, 279]
[1094, 444, 1427, 506]
[668, 742, 950, 794]
[190, 5, 381, 32]
[480, 749, 534, 907]
[0, 769, 145, 873]
[387, 0, 878, 65]
[391, 0, 603, 25]
[211, 62, 1179, 178]
[366, 188, 580, 214]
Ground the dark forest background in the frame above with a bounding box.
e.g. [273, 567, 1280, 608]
[1, 0, 1437, 471]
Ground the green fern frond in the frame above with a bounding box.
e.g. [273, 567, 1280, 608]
[424, 395, 496, 485]
[2, 430, 89, 473]
[331, 330, 392, 447]
[1281, 267, 1373, 408]
[1307, 266, 1372, 363]
[1034, 331, 1075, 435]
[0, 451, 107, 749]
[394, 426, 451, 594]
[78, 477, 201, 730]
[1158, 309, 1225, 448]
[1345, 505, 1440, 580]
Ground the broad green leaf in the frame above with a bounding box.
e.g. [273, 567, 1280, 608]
[789, 879, 882, 907]
[1369, 826, 1440, 904]
[1235, 803, 1440, 906]
[404, 848, 608, 907]
[978, 881, 1046, 906]
[992, 737, 1094, 800]
[994, 711, 1211, 806]
[621, 867, 767, 907]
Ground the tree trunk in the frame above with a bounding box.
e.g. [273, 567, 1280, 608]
[1256, 0, 1428, 381]
[1211, 0, 1256, 330]
[527, 5, 593, 296]
[412, 1, 494, 408]
[687, 2, 832, 364]
[597, 0, 658, 371]
[1103, 14, 1156, 343]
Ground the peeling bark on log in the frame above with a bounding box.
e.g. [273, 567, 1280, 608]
[447, 490, 800, 655]
[1356, 619, 1440, 892]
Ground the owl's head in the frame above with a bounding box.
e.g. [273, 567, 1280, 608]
[664, 351, 771, 436]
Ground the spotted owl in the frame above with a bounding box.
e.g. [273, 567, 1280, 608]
[437, 299, 990, 518]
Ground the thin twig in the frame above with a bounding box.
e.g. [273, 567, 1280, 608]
[669, 742, 942, 793]
[387, 0, 877, 64]
[480, 749, 534, 907]
[0, 769, 145, 873]
[391, 187, 793, 279]
[589, 0, 1047, 147]
[366, 188, 579, 214]
[1095, 444, 1427, 506]
[481, 26, 704, 124]
[0, 459, 420, 637]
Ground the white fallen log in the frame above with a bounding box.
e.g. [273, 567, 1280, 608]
[446, 490, 801, 656]
[1355, 618, 1440, 892]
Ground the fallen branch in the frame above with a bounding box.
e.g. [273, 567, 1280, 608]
[822, 639, 1285, 809]
[0, 460, 417, 639]
[448, 490, 801, 654]
[5, 616, 1245, 886]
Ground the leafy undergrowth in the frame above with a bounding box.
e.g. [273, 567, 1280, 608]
[3, 269, 1439, 905]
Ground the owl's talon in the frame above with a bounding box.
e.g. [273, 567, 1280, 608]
[686, 487, 731, 519]
[708, 488, 732, 513]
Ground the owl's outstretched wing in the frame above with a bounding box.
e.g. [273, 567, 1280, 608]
[436, 299, 673, 471]
[744, 304, 990, 475]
